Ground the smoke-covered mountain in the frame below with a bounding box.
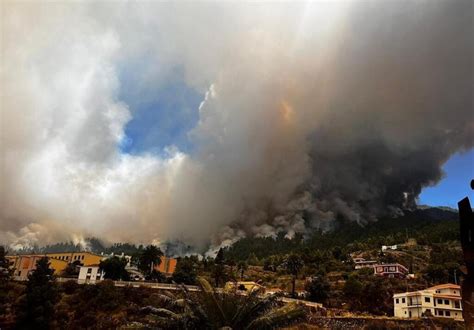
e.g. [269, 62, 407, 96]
[6, 207, 460, 258]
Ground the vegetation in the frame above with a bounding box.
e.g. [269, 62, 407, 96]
[15, 258, 59, 329]
[137, 245, 164, 279]
[284, 254, 304, 297]
[2, 207, 464, 325]
[140, 277, 305, 329]
[99, 256, 130, 281]
[0, 246, 12, 324]
[172, 256, 199, 285]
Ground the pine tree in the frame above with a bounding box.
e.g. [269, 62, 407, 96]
[0, 246, 12, 322]
[15, 257, 59, 329]
[212, 248, 226, 287]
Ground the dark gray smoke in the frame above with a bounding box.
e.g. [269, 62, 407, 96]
[1, 0, 472, 249]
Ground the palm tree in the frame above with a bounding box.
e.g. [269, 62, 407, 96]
[237, 261, 248, 280]
[284, 254, 304, 298]
[141, 277, 305, 329]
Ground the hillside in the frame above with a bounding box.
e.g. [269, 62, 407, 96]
[224, 207, 460, 261]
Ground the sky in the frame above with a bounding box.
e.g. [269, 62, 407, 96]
[419, 150, 474, 208]
[1, 1, 472, 249]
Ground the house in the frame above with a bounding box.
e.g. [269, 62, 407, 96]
[381, 245, 398, 252]
[374, 263, 408, 278]
[78, 265, 104, 283]
[393, 284, 463, 320]
[352, 257, 377, 270]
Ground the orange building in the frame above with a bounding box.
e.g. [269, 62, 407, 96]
[7, 251, 104, 279]
[45, 252, 103, 266]
[7, 255, 68, 278]
[154, 256, 177, 275]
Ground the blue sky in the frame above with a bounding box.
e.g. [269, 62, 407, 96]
[118, 66, 203, 156]
[419, 150, 474, 208]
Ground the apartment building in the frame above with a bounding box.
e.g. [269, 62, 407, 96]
[393, 284, 463, 320]
[6, 252, 104, 279]
[374, 263, 408, 278]
[6, 255, 68, 278]
[352, 257, 377, 270]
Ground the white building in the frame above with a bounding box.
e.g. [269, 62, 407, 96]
[352, 257, 377, 270]
[78, 265, 104, 283]
[381, 244, 398, 252]
[393, 284, 463, 320]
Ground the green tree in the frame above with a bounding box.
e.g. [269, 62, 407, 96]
[138, 245, 163, 276]
[212, 248, 227, 287]
[172, 257, 198, 285]
[0, 246, 12, 322]
[360, 277, 392, 315]
[15, 257, 59, 329]
[284, 254, 304, 298]
[61, 260, 81, 277]
[343, 275, 363, 310]
[305, 276, 330, 304]
[237, 261, 248, 280]
[148, 269, 166, 282]
[99, 256, 130, 281]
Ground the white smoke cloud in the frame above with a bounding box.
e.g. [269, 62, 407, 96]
[1, 1, 472, 250]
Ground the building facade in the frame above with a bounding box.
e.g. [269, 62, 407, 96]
[45, 252, 104, 266]
[154, 256, 177, 275]
[7, 252, 104, 279]
[6, 255, 68, 279]
[393, 284, 463, 320]
[374, 263, 408, 278]
[353, 257, 377, 270]
[78, 265, 104, 283]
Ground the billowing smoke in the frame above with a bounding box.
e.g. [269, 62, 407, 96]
[1, 1, 472, 250]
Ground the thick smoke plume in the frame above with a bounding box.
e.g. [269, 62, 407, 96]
[1, 1, 472, 250]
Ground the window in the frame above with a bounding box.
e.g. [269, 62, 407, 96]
[437, 299, 443, 305]
[455, 301, 460, 309]
[425, 297, 430, 303]
[444, 300, 449, 305]
[396, 298, 399, 304]
[438, 310, 444, 316]
[409, 311, 412, 317]
[445, 311, 451, 317]
[87, 268, 92, 274]
[82, 255, 85, 260]
[402, 298, 406, 303]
